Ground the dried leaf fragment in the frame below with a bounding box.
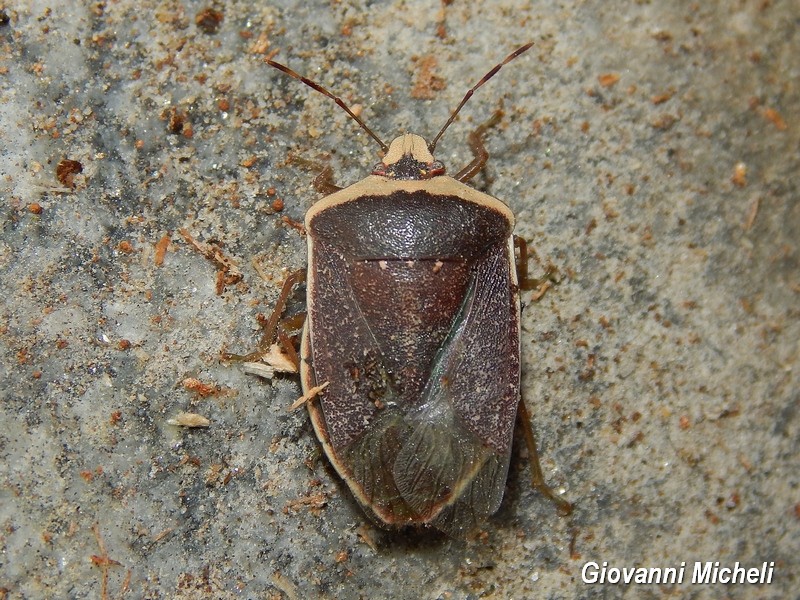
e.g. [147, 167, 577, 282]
[289, 382, 329, 411]
[167, 412, 211, 428]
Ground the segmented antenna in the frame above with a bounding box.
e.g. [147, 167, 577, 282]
[266, 42, 533, 155]
[428, 42, 534, 153]
[266, 59, 388, 152]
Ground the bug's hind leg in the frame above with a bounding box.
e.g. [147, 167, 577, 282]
[517, 396, 573, 516]
[454, 110, 504, 183]
[515, 238, 570, 513]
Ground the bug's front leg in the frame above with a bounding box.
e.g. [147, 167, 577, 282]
[454, 110, 504, 183]
[287, 154, 343, 196]
[312, 165, 343, 196]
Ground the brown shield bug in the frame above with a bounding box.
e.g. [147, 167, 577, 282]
[254, 43, 571, 535]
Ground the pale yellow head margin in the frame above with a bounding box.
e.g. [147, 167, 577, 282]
[382, 134, 435, 165]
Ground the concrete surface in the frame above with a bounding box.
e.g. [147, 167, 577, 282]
[1, 1, 797, 598]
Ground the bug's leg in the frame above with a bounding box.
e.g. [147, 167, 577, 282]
[515, 235, 532, 287]
[287, 154, 343, 196]
[276, 327, 302, 372]
[313, 165, 343, 196]
[514, 236, 558, 298]
[221, 269, 306, 368]
[454, 110, 504, 183]
[517, 396, 573, 515]
[257, 269, 306, 352]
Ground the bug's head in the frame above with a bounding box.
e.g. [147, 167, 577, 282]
[371, 134, 446, 180]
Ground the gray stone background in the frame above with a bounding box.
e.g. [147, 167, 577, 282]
[1, 1, 797, 598]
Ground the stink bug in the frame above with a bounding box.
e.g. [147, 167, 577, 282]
[259, 43, 570, 535]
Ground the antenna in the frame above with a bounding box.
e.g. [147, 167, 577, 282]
[428, 42, 534, 153]
[266, 58, 388, 152]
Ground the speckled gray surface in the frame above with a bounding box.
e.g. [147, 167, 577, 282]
[1, 1, 798, 599]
